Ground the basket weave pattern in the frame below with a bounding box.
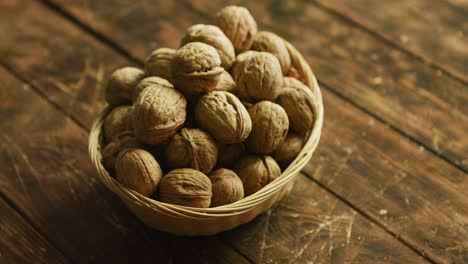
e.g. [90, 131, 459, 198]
[88, 41, 324, 236]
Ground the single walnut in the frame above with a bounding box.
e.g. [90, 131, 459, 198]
[165, 128, 218, 174]
[273, 133, 304, 168]
[216, 6, 257, 53]
[102, 132, 140, 172]
[214, 71, 236, 94]
[277, 77, 315, 135]
[247, 101, 289, 154]
[217, 143, 245, 168]
[181, 24, 235, 70]
[132, 76, 173, 103]
[195, 91, 252, 144]
[231, 52, 283, 102]
[105, 67, 145, 106]
[133, 84, 187, 145]
[234, 155, 281, 195]
[115, 148, 162, 197]
[209, 168, 244, 207]
[103, 106, 133, 144]
[285, 43, 307, 83]
[159, 168, 212, 208]
[144, 48, 176, 81]
[171, 42, 224, 96]
[251, 31, 291, 74]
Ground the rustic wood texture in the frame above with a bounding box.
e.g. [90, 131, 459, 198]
[46, 0, 468, 172]
[0, 0, 430, 263]
[0, 198, 69, 264]
[0, 0, 467, 263]
[315, 0, 468, 84]
[0, 65, 249, 263]
[25, 0, 468, 262]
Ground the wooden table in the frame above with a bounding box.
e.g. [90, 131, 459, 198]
[0, 0, 466, 263]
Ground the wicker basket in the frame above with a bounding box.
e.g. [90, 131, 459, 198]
[88, 41, 324, 236]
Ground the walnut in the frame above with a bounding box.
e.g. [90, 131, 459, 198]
[272, 133, 304, 168]
[115, 148, 162, 197]
[277, 77, 315, 135]
[132, 76, 173, 103]
[102, 132, 140, 172]
[105, 67, 145, 106]
[214, 71, 236, 94]
[234, 155, 281, 195]
[165, 128, 218, 174]
[247, 101, 289, 154]
[171, 42, 224, 96]
[251, 31, 291, 74]
[209, 168, 244, 206]
[103, 106, 133, 144]
[195, 91, 252, 144]
[217, 143, 245, 168]
[216, 6, 257, 53]
[144, 48, 176, 81]
[181, 24, 235, 69]
[133, 84, 187, 145]
[231, 52, 283, 102]
[159, 168, 212, 208]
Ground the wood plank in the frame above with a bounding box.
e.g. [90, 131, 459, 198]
[0, 198, 69, 264]
[304, 89, 468, 264]
[222, 175, 427, 263]
[315, 0, 468, 84]
[30, 3, 468, 261]
[0, 1, 430, 263]
[0, 66, 247, 263]
[43, 0, 468, 172]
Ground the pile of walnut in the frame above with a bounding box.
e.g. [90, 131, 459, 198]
[101, 6, 315, 208]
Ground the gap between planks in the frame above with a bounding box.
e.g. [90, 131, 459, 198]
[23, 1, 463, 262]
[311, 0, 468, 87]
[0, 189, 73, 264]
[39, 0, 467, 175]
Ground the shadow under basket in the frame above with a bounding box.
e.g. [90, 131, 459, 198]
[88, 40, 324, 236]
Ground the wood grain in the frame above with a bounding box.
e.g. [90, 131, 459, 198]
[0, 0, 433, 262]
[44, 0, 468, 172]
[222, 175, 427, 263]
[0, 68, 423, 264]
[316, 0, 468, 84]
[0, 64, 249, 263]
[0, 198, 69, 264]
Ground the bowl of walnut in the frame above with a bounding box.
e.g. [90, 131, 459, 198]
[89, 5, 323, 236]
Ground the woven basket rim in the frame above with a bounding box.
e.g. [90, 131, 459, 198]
[88, 39, 324, 218]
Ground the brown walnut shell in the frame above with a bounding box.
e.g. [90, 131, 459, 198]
[209, 168, 244, 207]
[105, 67, 145, 106]
[216, 6, 258, 53]
[247, 101, 289, 154]
[132, 76, 173, 103]
[277, 77, 315, 135]
[144, 48, 176, 81]
[171, 42, 224, 96]
[133, 84, 187, 145]
[272, 132, 304, 168]
[181, 24, 235, 70]
[251, 31, 291, 74]
[234, 155, 281, 195]
[102, 132, 140, 172]
[195, 91, 252, 144]
[165, 128, 218, 175]
[159, 168, 212, 208]
[231, 52, 283, 102]
[115, 148, 163, 197]
[103, 106, 133, 144]
[217, 143, 245, 168]
[214, 71, 236, 94]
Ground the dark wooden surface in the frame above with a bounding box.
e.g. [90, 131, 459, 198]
[0, 0, 466, 263]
